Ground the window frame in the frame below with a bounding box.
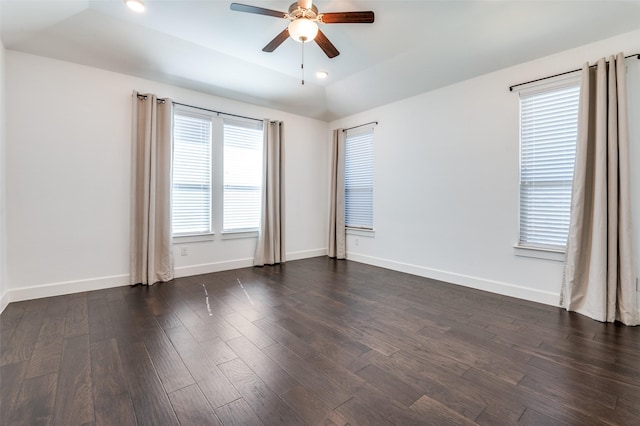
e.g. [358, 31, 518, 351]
[171, 104, 264, 241]
[222, 117, 264, 235]
[171, 107, 214, 239]
[344, 126, 375, 231]
[515, 74, 580, 258]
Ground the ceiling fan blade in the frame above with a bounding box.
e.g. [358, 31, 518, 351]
[320, 11, 375, 24]
[315, 29, 339, 58]
[230, 3, 287, 18]
[262, 28, 290, 52]
[297, 0, 312, 9]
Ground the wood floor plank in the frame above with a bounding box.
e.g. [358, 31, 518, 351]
[25, 315, 65, 379]
[9, 372, 58, 425]
[43, 295, 69, 318]
[168, 384, 222, 426]
[199, 336, 239, 365]
[252, 316, 318, 359]
[90, 338, 137, 426]
[1, 306, 46, 366]
[214, 398, 264, 426]
[65, 295, 89, 337]
[279, 385, 347, 426]
[224, 312, 275, 349]
[226, 336, 298, 395]
[116, 336, 179, 426]
[335, 396, 394, 426]
[355, 364, 423, 406]
[526, 353, 640, 401]
[409, 394, 478, 425]
[219, 357, 305, 425]
[475, 404, 527, 426]
[0, 361, 28, 426]
[517, 407, 568, 426]
[88, 296, 114, 343]
[52, 334, 94, 425]
[262, 342, 352, 409]
[364, 349, 489, 420]
[164, 326, 240, 409]
[462, 367, 608, 425]
[141, 324, 195, 393]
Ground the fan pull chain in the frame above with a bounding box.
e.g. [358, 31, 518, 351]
[300, 37, 306, 85]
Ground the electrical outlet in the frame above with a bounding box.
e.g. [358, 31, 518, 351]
[355, 238, 359, 247]
[180, 246, 188, 256]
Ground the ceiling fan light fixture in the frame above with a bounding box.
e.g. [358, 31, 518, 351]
[125, 0, 145, 13]
[288, 19, 318, 42]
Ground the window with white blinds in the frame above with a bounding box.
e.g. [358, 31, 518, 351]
[172, 106, 264, 238]
[223, 119, 263, 232]
[345, 127, 374, 229]
[518, 80, 580, 250]
[172, 111, 212, 236]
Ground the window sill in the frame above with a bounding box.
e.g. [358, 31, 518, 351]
[514, 244, 565, 262]
[346, 227, 375, 237]
[173, 233, 215, 244]
[221, 230, 259, 240]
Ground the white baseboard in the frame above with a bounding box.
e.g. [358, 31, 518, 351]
[174, 249, 327, 278]
[2, 249, 558, 313]
[346, 252, 560, 307]
[174, 258, 255, 278]
[0, 289, 9, 314]
[4, 274, 130, 307]
[0, 249, 329, 313]
[287, 248, 327, 261]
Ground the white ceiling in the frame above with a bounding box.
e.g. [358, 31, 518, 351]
[2, 0, 640, 121]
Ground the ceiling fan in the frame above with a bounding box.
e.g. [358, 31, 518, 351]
[230, 0, 375, 58]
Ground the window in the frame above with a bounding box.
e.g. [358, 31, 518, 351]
[172, 111, 212, 236]
[223, 119, 263, 232]
[172, 105, 263, 237]
[345, 127, 374, 229]
[518, 79, 580, 251]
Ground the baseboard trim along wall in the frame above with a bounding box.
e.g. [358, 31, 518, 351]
[0, 249, 329, 312]
[4, 274, 131, 308]
[346, 252, 560, 307]
[174, 258, 255, 278]
[286, 248, 328, 261]
[0, 291, 9, 315]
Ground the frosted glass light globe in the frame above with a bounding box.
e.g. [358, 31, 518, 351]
[288, 19, 318, 42]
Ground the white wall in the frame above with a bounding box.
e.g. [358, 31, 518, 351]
[4, 51, 329, 304]
[330, 29, 640, 306]
[0, 37, 7, 312]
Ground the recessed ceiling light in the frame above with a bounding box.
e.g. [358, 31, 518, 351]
[316, 71, 329, 79]
[125, 0, 145, 13]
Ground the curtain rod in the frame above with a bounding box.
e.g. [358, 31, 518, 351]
[509, 53, 639, 92]
[173, 102, 263, 123]
[343, 121, 378, 132]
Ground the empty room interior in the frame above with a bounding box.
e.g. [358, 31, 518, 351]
[1, 1, 640, 425]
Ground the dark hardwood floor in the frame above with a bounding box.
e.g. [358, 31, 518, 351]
[1, 257, 639, 425]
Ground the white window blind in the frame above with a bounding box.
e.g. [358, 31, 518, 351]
[223, 119, 263, 232]
[172, 112, 212, 236]
[519, 82, 580, 250]
[345, 127, 374, 229]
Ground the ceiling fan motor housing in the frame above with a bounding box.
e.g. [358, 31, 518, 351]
[288, 2, 318, 20]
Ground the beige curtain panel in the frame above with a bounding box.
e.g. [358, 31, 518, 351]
[561, 54, 639, 326]
[254, 120, 286, 266]
[130, 91, 174, 285]
[328, 129, 346, 259]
